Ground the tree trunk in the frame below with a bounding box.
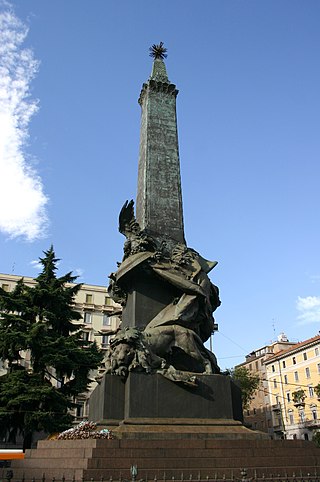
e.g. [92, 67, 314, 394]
[23, 432, 33, 451]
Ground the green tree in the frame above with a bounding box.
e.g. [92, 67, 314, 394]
[313, 431, 320, 447]
[229, 366, 261, 410]
[292, 389, 306, 405]
[314, 383, 320, 399]
[0, 247, 103, 449]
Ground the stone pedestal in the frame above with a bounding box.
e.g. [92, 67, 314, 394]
[88, 372, 253, 439]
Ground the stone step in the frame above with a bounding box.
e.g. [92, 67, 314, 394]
[23, 448, 94, 459]
[86, 455, 318, 470]
[89, 446, 317, 459]
[9, 467, 84, 481]
[35, 438, 317, 450]
[10, 457, 88, 469]
[9, 438, 320, 482]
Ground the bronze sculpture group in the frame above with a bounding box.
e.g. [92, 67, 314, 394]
[106, 200, 221, 386]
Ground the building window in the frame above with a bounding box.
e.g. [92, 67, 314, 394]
[272, 365, 275, 372]
[84, 312, 92, 324]
[101, 335, 109, 348]
[312, 409, 318, 420]
[1, 283, 10, 292]
[289, 413, 294, 425]
[246, 410, 250, 416]
[315, 347, 319, 357]
[309, 386, 314, 397]
[255, 361, 259, 370]
[282, 360, 286, 368]
[294, 371, 299, 382]
[85, 294, 93, 304]
[103, 314, 111, 326]
[318, 363, 320, 374]
[105, 296, 112, 306]
[303, 352, 307, 361]
[253, 408, 256, 414]
[284, 375, 288, 384]
[299, 410, 305, 423]
[76, 401, 85, 418]
[292, 356, 296, 365]
[273, 379, 277, 389]
[305, 367, 310, 378]
[286, 392, 291, 402]
[82, 331, 90, 342]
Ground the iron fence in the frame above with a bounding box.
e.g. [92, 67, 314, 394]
[1, 469, 320, 482]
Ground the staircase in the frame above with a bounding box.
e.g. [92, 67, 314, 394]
[9, 438, 320, 481]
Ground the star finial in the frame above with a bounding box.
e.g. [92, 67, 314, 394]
[149, 42, 167, 60]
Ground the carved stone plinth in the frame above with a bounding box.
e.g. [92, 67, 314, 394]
[87, 372, 258, 440]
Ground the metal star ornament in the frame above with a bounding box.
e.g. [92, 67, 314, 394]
[149, 42, 168, 60]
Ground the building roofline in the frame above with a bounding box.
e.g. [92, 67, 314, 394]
[0, 272, 108, 291]
[264, 334, 320, 363]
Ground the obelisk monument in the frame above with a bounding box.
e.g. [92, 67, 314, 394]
[136, 43, 185, 246]
[90, 43, 246, 432]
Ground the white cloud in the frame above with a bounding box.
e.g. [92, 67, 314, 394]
[310, 274, 320, 284]
[296, 296, 320, 325]
[0, 4, 48, 241]
[30, 259, 42, 270]
[74, 268, 84, 279]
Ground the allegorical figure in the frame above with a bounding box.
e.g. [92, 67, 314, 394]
[107, 200, 221, 384]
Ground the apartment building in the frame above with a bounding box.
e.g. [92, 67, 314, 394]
[265, 334, 320, 441]
[236, 334, 297, 434]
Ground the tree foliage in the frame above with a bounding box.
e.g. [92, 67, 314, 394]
[314, 383, 320, 398]
[229, 366, 261, 410]
[313, 431, 320, 447]
[0, 247, 103, 448]
[292, 389, 306, 404]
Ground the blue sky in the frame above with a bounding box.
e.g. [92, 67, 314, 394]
[0, 0, 320, 369]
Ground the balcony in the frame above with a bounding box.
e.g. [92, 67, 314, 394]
[273, 424, 284, 434]
[272, 403, 281, 412]
[100, 325, 113, 332]
[301, 419, 320, 429]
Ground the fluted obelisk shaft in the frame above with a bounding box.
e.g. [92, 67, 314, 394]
[136, 58, 185, 245]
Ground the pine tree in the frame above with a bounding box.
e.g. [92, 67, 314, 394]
[0, 247, 103, 449]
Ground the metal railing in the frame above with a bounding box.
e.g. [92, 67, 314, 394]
[1, 468, 320, 482]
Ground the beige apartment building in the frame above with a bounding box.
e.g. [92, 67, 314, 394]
[264, 334, 320, 441]
[236, 334, 297, 435]
[0, 273, 121, 419]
